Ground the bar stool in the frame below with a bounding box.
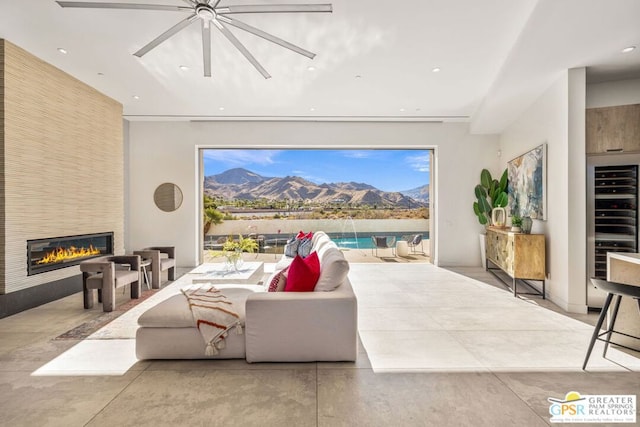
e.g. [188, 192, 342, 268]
[583, 278, 640, 370]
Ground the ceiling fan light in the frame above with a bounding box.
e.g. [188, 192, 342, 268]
[196, 4, 215, 20]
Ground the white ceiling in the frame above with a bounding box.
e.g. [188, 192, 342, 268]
[1, 0, 639, 133]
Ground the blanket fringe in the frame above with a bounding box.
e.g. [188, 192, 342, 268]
[205, 342, 219, 356]
[216, 338, 226, 350]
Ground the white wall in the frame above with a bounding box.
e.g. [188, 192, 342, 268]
[127, 121, 498, 268]
[499, 69, 587, 313]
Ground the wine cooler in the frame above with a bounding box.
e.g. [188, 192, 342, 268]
[587, 160, 639, 308]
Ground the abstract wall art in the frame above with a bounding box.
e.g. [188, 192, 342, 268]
[507, 144, 546, 219]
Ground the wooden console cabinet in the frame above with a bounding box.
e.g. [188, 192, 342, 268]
[485, 227, 546, 297]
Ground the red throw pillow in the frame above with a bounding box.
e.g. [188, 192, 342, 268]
[305, 231, 314, 240]
[296, 230, 306, 239]
[284, 251, 320, 292]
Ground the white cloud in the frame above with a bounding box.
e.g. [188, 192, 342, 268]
[203, 149, 282, 167]
[342, 150, 373, 159]
[406, 153, 430, 173]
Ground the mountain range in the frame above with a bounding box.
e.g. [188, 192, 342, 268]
[204, 168, 428, 208]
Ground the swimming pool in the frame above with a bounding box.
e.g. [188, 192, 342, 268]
[332, 234, 428, 250]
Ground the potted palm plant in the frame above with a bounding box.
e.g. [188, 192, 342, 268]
[473, 169, 508, 226]
[473, 168, 508, 268]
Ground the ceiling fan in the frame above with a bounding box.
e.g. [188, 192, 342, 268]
[56, 1, 332, 78]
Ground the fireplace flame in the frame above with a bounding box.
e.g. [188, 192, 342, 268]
[36, 244, 101, 265]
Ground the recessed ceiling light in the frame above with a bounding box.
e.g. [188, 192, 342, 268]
[132, 95, 140, 100]
[399, 108, 406, 112]
[57, 48, 67, 54]
[622, 46, 636, 53]
[179, 65, 189, 70]
[219, 107, 225, 111]
[432, 67, 441, 73]
[97, 72, 104, 76]
[415, 108, 421, 112]
[310, 107, 316, 112]
[355, 75, 362, 79]
[307, 66, 316, 71]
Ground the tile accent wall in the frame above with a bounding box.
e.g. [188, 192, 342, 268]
[0, 39, 123, 294]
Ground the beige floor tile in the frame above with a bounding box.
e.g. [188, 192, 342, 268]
[0, 370, 143, 427]
[358, 330, 487, 372]
[496, 371, 640, 423]
[317, 369, 548, 427]
[88, 369, 317, 427]
[452, 329, 640, 372]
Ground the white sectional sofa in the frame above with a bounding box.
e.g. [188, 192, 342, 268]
[135, 232, 358, 362]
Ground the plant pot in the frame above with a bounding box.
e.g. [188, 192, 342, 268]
[511, 226, 521, 233]
[225, 249, 244, 272]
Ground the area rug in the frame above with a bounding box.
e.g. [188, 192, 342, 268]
[54, 287, 163, 340]
[54, 274, 193, 340]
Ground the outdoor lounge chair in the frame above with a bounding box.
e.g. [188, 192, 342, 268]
[371, 235, 396, 257]
[403, 233, 425, 254]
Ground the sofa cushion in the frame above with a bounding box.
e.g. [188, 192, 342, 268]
[315, 248, 350, 292]
[311, 231, 327, 247]
[317, 240, 338, 261]
[138, 287, 254, 328]
[284, 251, 320, 292]
[266, 268, 287, 292]
[274, 255, 295, 271]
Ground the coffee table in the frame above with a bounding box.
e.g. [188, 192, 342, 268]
[190, 261, 264, 284]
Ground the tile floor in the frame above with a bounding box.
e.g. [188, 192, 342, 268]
[0, 263, 639, 426]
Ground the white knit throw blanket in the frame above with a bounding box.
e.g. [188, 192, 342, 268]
[181, 284, 243, 356]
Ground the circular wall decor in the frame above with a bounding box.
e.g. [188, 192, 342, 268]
[154, 183, 183, 212]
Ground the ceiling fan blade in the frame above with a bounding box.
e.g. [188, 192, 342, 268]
[212, 20, 271, 79]
[217, 15, 315, 59]
[202, 20, 212, 77]
[134, 14, 198, 57]
[217, 4, 332, 14]
[56, 1, 192, 12]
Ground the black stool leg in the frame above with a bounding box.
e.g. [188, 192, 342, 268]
[603, 294, 623, 358]
[583, 293, 614, 370]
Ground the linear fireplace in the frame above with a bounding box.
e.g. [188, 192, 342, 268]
[27, 232, 114, 276]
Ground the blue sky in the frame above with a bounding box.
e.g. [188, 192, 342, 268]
[203, 149, 430, 192]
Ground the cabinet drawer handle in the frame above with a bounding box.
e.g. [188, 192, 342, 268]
[606, 148, 624, 152]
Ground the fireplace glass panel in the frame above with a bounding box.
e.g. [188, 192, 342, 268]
[27, 232, 114, 275]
